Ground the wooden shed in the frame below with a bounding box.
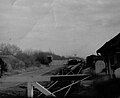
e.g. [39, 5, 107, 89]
[97, 33, 120, 78]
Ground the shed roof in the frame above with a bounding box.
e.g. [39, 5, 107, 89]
[97, 33, 120, 54]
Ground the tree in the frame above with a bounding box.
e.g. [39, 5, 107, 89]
[0, 43, 22, 55]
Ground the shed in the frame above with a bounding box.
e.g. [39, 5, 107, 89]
[97, 33, 120, 78]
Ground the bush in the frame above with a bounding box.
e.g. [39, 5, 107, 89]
[0, 43, 67, 70]
[35, 52, 49, 65]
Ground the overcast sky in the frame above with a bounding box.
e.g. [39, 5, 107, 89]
[0, 0, 120, 57]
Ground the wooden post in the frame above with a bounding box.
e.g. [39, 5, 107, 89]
[27, 82, 33, 98]
[108, 56, 113, 78]
[32, 82, 56, 97]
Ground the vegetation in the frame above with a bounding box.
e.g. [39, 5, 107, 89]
[0, 43, 66, 70]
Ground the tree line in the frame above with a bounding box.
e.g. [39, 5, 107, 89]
[0, 43, 66, 69]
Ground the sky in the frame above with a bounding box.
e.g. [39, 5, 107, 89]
[0, 0, 120, 57]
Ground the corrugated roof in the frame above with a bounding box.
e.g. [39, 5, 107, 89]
[97, 33, 120, 54]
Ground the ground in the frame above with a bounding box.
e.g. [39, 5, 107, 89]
[0, 60, 67, 98]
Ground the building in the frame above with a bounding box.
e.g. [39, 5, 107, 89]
[97, 33, 120, 78]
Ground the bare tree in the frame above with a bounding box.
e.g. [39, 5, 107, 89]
[0, 43, 22, 55]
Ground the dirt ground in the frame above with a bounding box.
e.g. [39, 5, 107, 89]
[0, 60, 66, 98]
